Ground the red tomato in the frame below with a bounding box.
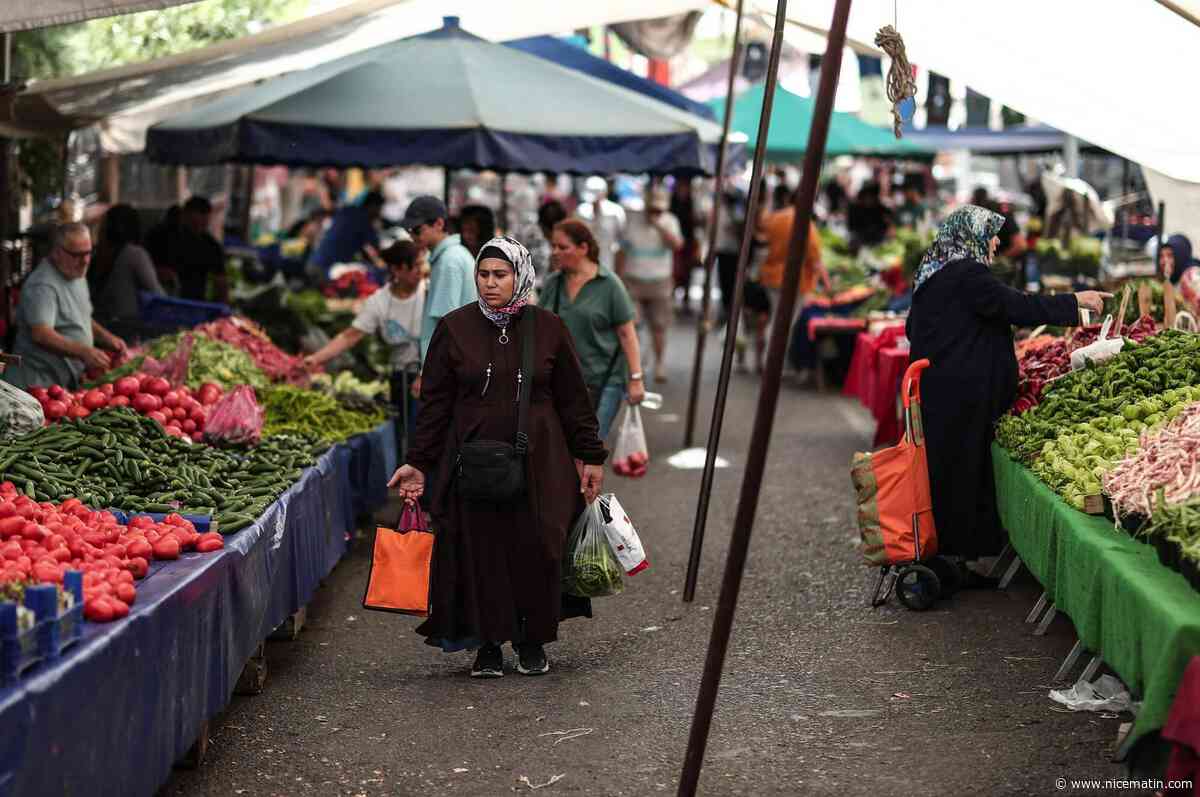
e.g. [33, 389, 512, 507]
[189, 406, 207, 424]
[109, 598, 130, 619]
[162, 390, 181, 409]
[172, 406, 187, 420]
[182, 397, 202, 415]
[132, 393, 162, 414]
[68, 405, 91, 419]
[100, 383, 115, 397]
[114, 376, 140, 397]
[126, 539, 152, 560]
[108, 395, 130, 408]
[135, 372, 153, 389]
[152, 537, 180, 560]
[43, 400, 68, 420]
[129, 515, 155, 530]
[146, 377, 171, 397]
[126, 557, 148, 579]
[196, 537, 224, 553]
[182, 419, 197, 433]
[146, 410, 168, 425]
[84, 598, 115, 622]
[190, 432, 204, 442]
[81, 389, 109, 410]
[198, 383, 222, 405]
[29, 387, 48, 402]
[47, 385, 65, 400]
[116, 582, 136, 604]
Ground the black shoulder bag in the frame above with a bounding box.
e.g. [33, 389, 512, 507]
[551, 275, 622, 408]
[454, 311, 535, 503]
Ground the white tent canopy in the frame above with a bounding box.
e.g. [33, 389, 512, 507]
[0, 0, 202, 33]
[1, 0, 708, 153]
[747, 0, 1200, 186]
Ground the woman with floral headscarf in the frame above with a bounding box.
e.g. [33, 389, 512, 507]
[906, 206, 1108, 588]
[389, 236, 606, 678]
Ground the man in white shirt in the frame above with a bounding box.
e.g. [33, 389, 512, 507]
[616, 186, 683, 383]
[576, 176, 626, 272]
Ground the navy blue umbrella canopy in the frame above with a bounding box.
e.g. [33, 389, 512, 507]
[505, 35, 717, 122]
[147, 18, 723, 175]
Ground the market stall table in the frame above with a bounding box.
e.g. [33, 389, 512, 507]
[806, 316, 866, 392]
[0, 421, 396, 797]
[992, 444, 1200, 753]
[843, 326, 909, 446]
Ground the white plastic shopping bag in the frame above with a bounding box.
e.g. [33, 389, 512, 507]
[611, 405, 649, 478]
[1070, 315, 1125, 370]
[562, 501, 625, 598]
[597, 494, 648, 576]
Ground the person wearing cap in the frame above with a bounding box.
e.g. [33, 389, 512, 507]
[616, 186, 683, 384]
[310, 190, 386, 279]
[575, 176, 626, 272]
[403, 195, 478, 394]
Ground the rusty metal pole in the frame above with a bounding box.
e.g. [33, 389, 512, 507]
[681, 1, 781, 604]
[677, 1, 852, 794]
[681, 0, 744, 450]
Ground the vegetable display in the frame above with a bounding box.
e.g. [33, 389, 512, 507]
[197, 316, 312, 386]
[203, 386, 264, 447]
[148, 332, 268, 390]
[31, 375, 222, 441]
[0, 409, 323, 530]
[1105, 401, 1200, 518]
[260, 385, 387, 443]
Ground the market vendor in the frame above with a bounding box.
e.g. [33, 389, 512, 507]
[905, 206, 1108, 586]
[5, 223, 127, 390]
[310, 191, 386, 278]
[1159, 234, 1198, 283]
[303, 241, 426, 450]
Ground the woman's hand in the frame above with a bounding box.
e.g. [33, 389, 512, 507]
[1074, 290, 1113, 316]
[388, 464, 425, 502]
[580, 464, 604, 504]
[627, 378, 645, 405]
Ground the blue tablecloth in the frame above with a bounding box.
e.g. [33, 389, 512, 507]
[0, 420, 396, 797]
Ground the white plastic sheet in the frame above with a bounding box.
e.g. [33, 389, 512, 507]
[0, 0, 201, 32]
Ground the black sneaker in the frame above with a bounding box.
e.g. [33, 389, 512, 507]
[515, 643, 549, 676]
[470, 644, 504, 678]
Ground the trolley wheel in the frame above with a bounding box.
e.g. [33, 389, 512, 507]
[927, 556, 963, 597]
[895, 565, 941, 611]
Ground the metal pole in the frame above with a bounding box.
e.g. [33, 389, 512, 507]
[682, 2, 775, 603]
[677, 1, 852, 794]
[1157, 200, 1167, 275]
[499, 172, 509, 234]
[681, 0, 745, 451]
[443, 168, 451, 210]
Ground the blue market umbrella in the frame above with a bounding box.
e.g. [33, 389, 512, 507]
[147, 17, 723, 175]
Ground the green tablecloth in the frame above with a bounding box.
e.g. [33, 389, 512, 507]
[993, 443, 1200, 748]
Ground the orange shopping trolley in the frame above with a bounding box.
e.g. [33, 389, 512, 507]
[850, 358, 944, 610]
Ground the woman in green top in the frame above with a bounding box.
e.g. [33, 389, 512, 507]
[544, 219, 645, 439]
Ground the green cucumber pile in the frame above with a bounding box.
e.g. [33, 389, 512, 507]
[0, 408, 327, 533]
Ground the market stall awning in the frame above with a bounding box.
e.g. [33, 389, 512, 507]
[0, 0, 708, 153]
[744, 0, 1200, 184]
[899, 124, 1106, 156]
[0, 0, 202, 32]
[505, 35, 717, 121]
[707, 84, 930, 161]
[145, 17, 724, 175]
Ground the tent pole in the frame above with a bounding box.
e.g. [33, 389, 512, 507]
[677, 1, 851, 794]
[681, 0, 757, 603]
[500, 172, 509, 234]
[681, 0, 745, 453]
[443, 168, 451, 211]
[1157, 200, 1166, 266]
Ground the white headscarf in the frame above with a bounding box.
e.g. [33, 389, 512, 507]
[475, 235, 536, 327]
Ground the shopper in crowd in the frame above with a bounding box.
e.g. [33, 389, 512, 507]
[145, 204, 180, 272]
[906, 206, 1109, 584]
[304, 241, 427, 454]
[846, 180, 894, 251]
[458, 204, 496, 258]
[389, 235, 605, 678]
[91, 204, 165, 325]
[760, 189, 830, 313]
[174, 196, 229, 303]
[616, 186, 682, 383]
[669, 178, 702, 315]
[310, 191, 386, 277]
[544, 218, 644, 439]
[894, 180, 929, 230]
[575, 176, 626, 272]
[402, 195, 477, 398]
[1159, 234, 1198, 283]
[5, 223, 127, 390]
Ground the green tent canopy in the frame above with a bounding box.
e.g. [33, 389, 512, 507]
[709, 84, 931, 161]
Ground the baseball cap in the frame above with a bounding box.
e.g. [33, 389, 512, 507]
[400, 195, 447, 231]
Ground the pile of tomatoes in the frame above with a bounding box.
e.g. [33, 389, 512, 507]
[29, 375, 224, 442]
[0, 487, 224, 623]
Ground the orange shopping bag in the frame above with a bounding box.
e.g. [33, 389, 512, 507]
[362, 503, 433, 616]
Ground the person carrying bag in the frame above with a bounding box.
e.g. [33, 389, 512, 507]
[362, 503, 434, 616]
[389, 236, 607, 679]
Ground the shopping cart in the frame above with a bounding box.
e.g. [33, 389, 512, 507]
[850, 358, 948, 611]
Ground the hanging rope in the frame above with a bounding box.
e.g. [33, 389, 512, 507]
[875, 25, 916, 139]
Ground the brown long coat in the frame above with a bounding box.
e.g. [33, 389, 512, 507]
[406, 304, 607, 648]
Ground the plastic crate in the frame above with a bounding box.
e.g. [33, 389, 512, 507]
[138, 292, 231, 330]
[0, 584, 58, 685]
[42, 571, 84, 659]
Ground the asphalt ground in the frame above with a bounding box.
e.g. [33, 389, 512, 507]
[162, 318, 1138, 797]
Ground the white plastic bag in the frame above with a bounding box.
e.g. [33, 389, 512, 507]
[562, 501, 625, 598]
[0, 381, 44, 439]
[1070, 315, 1125, 370]
[611, 405, 649, 478]
[597, 494, 648, 576]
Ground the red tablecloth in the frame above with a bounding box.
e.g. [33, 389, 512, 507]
[807, 316, 866, 342]
[843, 329, 910, 447]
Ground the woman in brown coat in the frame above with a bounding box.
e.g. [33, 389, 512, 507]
[389, 236, 606, 678]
